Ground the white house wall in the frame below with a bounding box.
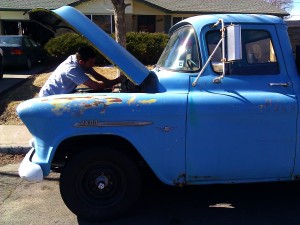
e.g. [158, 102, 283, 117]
[156, 15, 165, 32]
[132, 1, 166, 15]
[0, 11, 29, 20]
[172, 14, 198, 18]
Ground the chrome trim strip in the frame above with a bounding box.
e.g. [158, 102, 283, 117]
[74, 120, 152, 128]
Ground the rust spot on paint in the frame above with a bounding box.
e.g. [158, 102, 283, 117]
[126, 95, 156, 106]
[138, 99, 157, 104]
[105, 97, 122, 105]
[82, 100, 102, 107]
[47, 96, 122, 116]
[260, 99, 294, 113]
[127, 95, 137, 105]
[173, 173, 186, 187]
[265, 99, 272, 107]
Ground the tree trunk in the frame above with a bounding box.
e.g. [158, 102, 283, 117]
[111, 0, 129, 48]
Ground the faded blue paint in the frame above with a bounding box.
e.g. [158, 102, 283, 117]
[187, 76, 297, 182]
[186, 22, 299, 183]
[170, 14, 285, 36]
[18, 93, 187, 185]
[17, 7, 300, 185]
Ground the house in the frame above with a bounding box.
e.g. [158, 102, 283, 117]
[285, 18, 300, 53]
[0, 0, 287, 45]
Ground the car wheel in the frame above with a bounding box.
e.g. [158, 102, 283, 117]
[26, 58, 32, 70]
[59, 147, 141, 221]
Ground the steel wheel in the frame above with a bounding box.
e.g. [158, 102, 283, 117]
[59, 147, 141, 221]
[79, 162, 126, 207]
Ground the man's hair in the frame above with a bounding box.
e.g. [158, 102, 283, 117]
[76, 46, 96, 62]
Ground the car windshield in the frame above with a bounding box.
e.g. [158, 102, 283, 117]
[157, 26, 200, 72]
[0, 37, 22, 46]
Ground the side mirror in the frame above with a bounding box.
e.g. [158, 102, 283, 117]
[227, 25, 242, 61]
[192, 21, 242, 86]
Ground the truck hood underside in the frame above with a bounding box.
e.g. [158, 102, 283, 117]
[29, 6, 149, 85]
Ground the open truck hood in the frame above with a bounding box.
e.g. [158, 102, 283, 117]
[29, 6, 149, 85]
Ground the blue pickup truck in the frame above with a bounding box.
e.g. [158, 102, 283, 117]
[18, 6, 300, 221]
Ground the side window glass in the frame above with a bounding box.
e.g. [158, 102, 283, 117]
[206, 29, 279, 75]
[157, 26, 200, 72]
[245, 31, 277, 64]
[29, 38, 38, 47]
[24, 38, 32, 47]
[206, 32, 223, 73]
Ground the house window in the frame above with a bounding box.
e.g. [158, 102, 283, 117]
[172, 17, 187, 26]
[138, 15, 155, 32]
[86, 14, 115, 34]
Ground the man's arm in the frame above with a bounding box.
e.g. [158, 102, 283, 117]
[83, 76, 124, 91]
[86, 67, 110, 82]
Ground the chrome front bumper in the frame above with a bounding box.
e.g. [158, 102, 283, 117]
[18, 148, 43, 182]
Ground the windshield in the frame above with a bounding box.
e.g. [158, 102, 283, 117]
[157, 26, 200, 72]
[0, 36, 22, 46]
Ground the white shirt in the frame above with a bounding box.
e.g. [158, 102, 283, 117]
[39, 55, 89, 97]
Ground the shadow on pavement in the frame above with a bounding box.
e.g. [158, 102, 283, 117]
[0, 171, 59, 181]
[0, 77, 40, 117]
[3, 62, 45, 75]
[76, 179, 300, 225]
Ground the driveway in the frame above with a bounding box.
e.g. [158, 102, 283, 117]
[0, 64, 45, 94]
[1, 162, 300, 225]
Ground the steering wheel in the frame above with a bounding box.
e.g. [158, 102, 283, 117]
[187, 59, 198, 69]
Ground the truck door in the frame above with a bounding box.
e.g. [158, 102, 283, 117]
[186, 25, 298, 182]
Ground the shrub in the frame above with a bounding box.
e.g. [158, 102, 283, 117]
[126, 32, 169, 65]
[44, 32, 89, 60]
[44, 32, 109, 65]
[44, 32, 169, 65]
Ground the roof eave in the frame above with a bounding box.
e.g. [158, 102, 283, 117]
[160, 8, 289, 17]
[0, 8, 30, 11]
[135, 0, 171, 13]
[136, 0, 288, 17]
[0, 0, 83, 11]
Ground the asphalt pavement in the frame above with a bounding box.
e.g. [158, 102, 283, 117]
[2, 160, 300, 225]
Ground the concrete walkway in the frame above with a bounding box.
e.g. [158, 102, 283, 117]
[0, 125, 32, 154]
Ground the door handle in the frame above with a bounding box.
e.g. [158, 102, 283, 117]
[269, 82, 289, 87]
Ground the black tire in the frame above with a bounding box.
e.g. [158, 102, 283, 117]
[59, 147, 141, 221]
